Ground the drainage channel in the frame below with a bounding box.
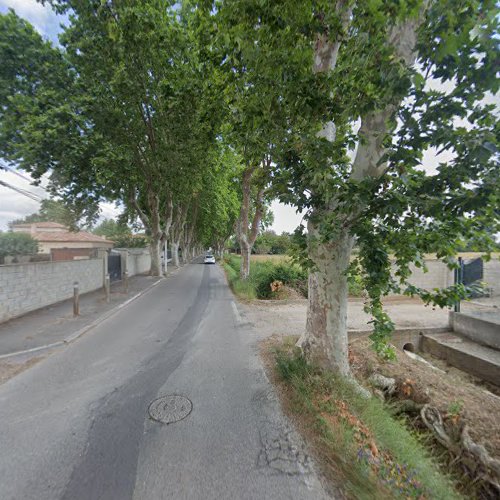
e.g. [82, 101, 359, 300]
[148, 395, 193, 424]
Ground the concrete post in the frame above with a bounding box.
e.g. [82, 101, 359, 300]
[454, 257, 463, 313]
[123, 271, 129, 294]
[105, 274, 110, 303]
[163, 242, 168, 275]
[73, 281, 80, 317]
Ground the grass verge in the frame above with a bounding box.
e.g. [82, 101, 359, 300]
[222, 257, 257, 300]
[268, 337, 460, 499]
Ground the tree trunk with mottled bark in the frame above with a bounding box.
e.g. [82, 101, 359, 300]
[149, 238, 161, 277]
[237, 164, 266, 280]
[240, 239, 251, 279]
[171, 241, 180, 267]
[299, 7, 424, 375]
[299, 220, 353, 375]
[130, 190, 163, 277]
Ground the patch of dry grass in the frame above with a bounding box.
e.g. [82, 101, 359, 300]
[249, 254, 290, 263]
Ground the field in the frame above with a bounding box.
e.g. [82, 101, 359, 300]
[249, 254, 290, 263]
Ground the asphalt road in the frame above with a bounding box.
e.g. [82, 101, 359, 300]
[0, 261, 330, 499]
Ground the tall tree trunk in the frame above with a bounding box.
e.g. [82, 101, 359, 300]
[301, 7, 425, 375]
[148, 195, 162, 277]
[161, 192, 173, 275]
[130, 189, 162, 277]
[237, 166, 253, 279]
[171, 241, 180, 267]
[240, 239, 251, 279]
[299, 219, 353, 374]
[149, 238, 161, 277]
[236, 164, 266, 280]
[170, 204, 186, 267]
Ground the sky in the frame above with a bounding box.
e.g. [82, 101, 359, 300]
[0, 0, 65, 44]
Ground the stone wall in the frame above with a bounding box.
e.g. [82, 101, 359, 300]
[0, 259, 104, 323]
[406, 260, 454, 290]
[132, 249, 152, 276]
[390, 258, 500, 294]
[484, 260, 500, 296]
[116, 248, 151, 277]
[390, 259, 454, 292]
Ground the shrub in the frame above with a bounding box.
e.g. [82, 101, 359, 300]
[225, 254, 365, 300]
[0, 232, 38, 263]
[254, 262, 307, 298]
[348, 274, 365, 297]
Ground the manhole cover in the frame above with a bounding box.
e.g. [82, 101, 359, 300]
[148, 395, 192, 424]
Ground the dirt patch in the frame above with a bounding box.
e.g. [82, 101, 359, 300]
[349, 337, 500, 461]
[243, 297, 450, 334]
[0, 356, 45, 385]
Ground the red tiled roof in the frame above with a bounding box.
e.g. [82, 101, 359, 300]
[12, 221, 67, 229]
[31, 230, 113, 244]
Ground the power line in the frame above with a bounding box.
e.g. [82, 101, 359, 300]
[0, 161, 50, 200]
[0, 180, 43, 202]
[0, 162, 34, 184]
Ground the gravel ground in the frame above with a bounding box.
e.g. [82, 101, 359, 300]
[242, 296, 450, 340]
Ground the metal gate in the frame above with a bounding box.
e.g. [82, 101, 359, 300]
[462, 258, 483, 285]
[108, 254, 122, 282]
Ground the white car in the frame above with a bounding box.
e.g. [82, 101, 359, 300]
[204, 254, 216, 264]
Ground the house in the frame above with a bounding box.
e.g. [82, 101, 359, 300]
[11, 221, 114, 260]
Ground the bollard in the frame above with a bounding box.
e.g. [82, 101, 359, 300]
[123, 271, 129, 294]
[73, 282, 80, 317]
[105, 274, 110, 303]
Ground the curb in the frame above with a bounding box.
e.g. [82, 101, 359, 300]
[0, 278, 164, 361]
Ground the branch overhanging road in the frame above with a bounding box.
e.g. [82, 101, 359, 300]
[0, 259, 330, 500]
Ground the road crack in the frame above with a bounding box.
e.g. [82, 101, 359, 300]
[257, 423, 312, 476]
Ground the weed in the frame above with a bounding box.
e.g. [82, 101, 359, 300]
[273, 346, 460, 499]
[447, 400, 464, 418]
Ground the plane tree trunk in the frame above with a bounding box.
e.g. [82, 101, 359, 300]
[130, 189, 163, 277]
[237, 164, 266, 280]
[171, 204, 187, 267]
[299, 7, 424, 375]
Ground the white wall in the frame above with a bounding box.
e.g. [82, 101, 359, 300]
[0, 259, 104, 323]
[484, 260, 500, 296]
[116, 248, 151, 277]
[391, 258, 500, 294]
[399, 260, 454, 290]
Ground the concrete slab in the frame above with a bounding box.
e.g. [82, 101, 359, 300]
[449, 311, 500, 350]
[421, 331, 500, 386]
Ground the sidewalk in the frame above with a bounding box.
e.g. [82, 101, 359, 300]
[0, 273, 164, 358]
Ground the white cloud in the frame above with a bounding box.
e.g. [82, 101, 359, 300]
[0, 170, 46, 230]
[269, 201, 304, 234]
[98, 202, 122, 222]
[0, 0, 67, 43]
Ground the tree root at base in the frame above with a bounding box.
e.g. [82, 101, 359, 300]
[367, 371, 500, 496]
[420, 404, 500, 496]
